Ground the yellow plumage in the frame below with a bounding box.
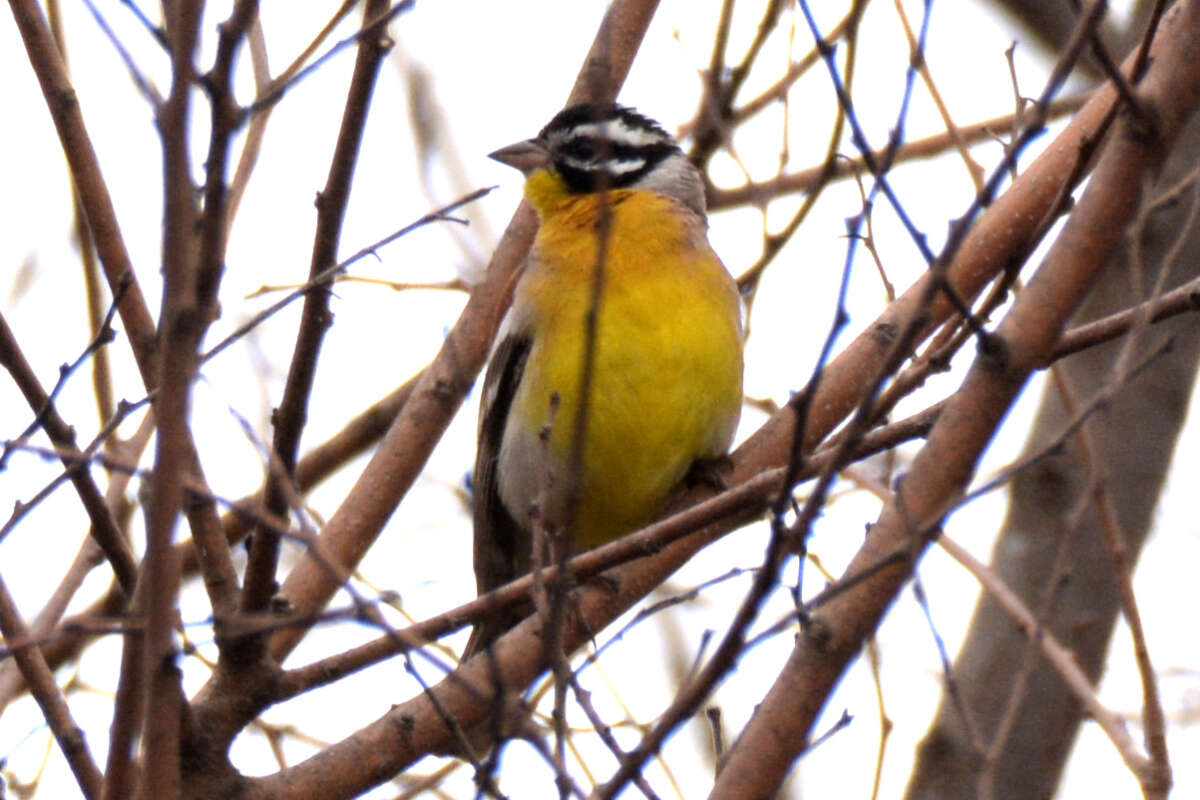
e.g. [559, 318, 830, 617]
[468, 103, 744, 657]
[508, 170, 742, 546]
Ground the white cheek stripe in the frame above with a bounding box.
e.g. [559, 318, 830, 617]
[603, 158, 648, 174]
[561, 155, 648, 175]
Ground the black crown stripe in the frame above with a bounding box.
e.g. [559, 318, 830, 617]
[536, 103, 682, 194]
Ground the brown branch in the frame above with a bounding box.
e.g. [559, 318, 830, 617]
[0, 388, 933, 715]
[937, 536, 1155, 780]
[690, 0, 786, 165]
[11, 0, 242, 674]
[0, 373, 419, 707]
[103, 581, 147, 800]
[135, 2, 207, 797]
[262, 0, 661, 665]
[0, 573, 103, 799]
[708, 94, 1086, 210]
[240, 0, 397, 622]
[0, 312, 137, 592]
[244, 1, 411, 117]
[79, 0, 161, 105]
[223, 11, 271, 240]
[1065, 174, 1184, 796]
[709, 3, 1200, 796]
[1052, 273, 1200, 359]
[255, 0, 356, 108]
[2, 7, 1123, 796]
[8, 0, 159, 383]
[44, 1, 119, 432]
[0, 413, 151, 716]
[681, 10, 856, 140]
[214, 5, 1132, 789]
[734, 2, 865, 297]
[263, 400, 936, 723]
[894, 0, 986, 190]
[733, 35, 1114, 512]
[202, 401, 926, 710]
[270, 467, 779, 703]
[185, 0, 265, 629]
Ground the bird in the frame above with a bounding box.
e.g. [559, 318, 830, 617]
[467, 102, 744, 659]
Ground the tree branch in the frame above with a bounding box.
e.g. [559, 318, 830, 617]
[710, 3, 1200, 796]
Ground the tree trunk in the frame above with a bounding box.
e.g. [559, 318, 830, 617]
[904, 113, 1200, 800]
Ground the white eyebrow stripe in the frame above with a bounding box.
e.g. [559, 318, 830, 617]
[565, 119, 668, 148]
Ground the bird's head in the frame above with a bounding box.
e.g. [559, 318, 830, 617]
[490, 103, 706, 215]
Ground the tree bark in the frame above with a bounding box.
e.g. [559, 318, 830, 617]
[904, 113, 1200, 800]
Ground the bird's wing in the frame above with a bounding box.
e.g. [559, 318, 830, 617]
[467, 328, 533, 657]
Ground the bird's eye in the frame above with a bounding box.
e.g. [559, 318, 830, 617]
[567, 137, 598, 161]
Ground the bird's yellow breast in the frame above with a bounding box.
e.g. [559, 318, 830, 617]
[501, 172, 743, 548]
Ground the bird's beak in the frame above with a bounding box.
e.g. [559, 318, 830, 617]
[488, 139, 550, 176]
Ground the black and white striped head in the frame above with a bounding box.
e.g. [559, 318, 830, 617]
[490, 103, 707, 215]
